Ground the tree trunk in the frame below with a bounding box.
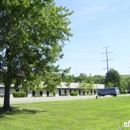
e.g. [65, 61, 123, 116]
[3, 85, 11, 111]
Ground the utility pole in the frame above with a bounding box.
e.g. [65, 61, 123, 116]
[105, 47, 109, 72]
[102, 46, 113, 73]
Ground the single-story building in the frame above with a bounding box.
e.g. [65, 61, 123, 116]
[0, 83, 105, 97]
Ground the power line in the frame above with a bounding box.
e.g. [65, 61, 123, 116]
[102, 46, 113, 73]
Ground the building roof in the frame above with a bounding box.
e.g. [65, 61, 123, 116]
[57, 82, 105, 89]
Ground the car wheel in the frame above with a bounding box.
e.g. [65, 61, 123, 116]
[110, 93, 113, 96]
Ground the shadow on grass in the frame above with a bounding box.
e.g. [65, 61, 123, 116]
[0, 106, 48, 118]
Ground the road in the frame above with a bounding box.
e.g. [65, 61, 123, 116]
[0, 94, 129, 104]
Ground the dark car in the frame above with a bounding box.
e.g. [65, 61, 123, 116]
[97, 87, 120, 96]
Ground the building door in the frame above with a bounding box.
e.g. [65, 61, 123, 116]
[46, 91, 49, 97]
[40, 91, 43, 96]
[79, 90, 81, 95]
[64, 89, 67, 95]
[59, 90, 61, 96]
[69, 89, 71, 94]
[32, 91, 35, 97]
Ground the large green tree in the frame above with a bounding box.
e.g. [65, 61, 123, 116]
[0, 0, 73, 111]
[120, 76, 130, 93]
[105, 69, 120, 87]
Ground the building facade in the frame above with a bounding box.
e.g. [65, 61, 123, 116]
[0, 83, 105, 97]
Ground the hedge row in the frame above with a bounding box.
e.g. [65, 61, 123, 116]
[13, 92, 26, 98]
[70, 92, 78, 96]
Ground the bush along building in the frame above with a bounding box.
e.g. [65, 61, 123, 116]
[0, 83, 105, 97]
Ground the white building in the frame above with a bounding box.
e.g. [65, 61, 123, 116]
[0, 83, 105, 97]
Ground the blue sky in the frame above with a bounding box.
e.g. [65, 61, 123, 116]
[55, 0, 130, 76]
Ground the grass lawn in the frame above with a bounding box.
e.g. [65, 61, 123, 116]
[0, 96, 130, 130]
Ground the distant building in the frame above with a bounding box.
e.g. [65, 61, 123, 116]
[0, 83, 105, 97]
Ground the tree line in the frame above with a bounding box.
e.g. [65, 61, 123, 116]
[63, 69, 130, 93]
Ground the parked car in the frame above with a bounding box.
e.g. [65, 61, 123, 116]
[97, 87, 120, 96]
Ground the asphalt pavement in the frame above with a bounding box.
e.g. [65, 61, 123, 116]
[0, 94, 129, 105]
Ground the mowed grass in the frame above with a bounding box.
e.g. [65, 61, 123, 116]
[0, 96, 130, 130]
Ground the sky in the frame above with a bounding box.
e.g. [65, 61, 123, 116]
[55, 0, 130, 76]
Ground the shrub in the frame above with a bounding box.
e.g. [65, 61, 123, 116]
[70, 92, 78, 96]
[120, 91, 127, 94]
[13, 92, 26, 98]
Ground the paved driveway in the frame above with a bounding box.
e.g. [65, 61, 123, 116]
[0, 95, 97, 104]
[0, 94, 129, 104]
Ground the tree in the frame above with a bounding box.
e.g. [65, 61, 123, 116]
[120, 76, 130, 93]
[75, 73, 87, 83]
[61, 68, 73, 87]
[21, 75, 43, 95]
[43, 71, 63, 96]
[125, 77, 130, 93]
[94, 75, 105, 84]
[0, 0, 73, 111]
[105, 69, 120, 87]
[107, 82, 114, 87]
[79, 79, 94, 95]
[87, 76, 95, 84]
